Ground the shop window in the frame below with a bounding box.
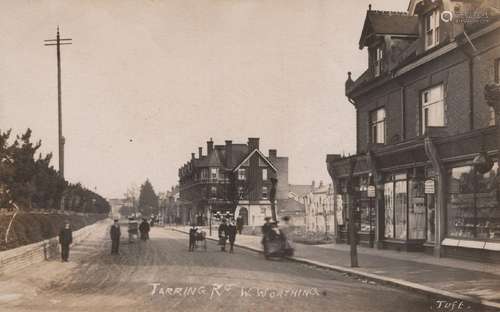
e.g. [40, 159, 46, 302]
[447, 162, 500, 240]
[421, 84, 445, 134]
[394, 180, 408, 240]
[384, 182, 395, 239]
[369, 108, 386, 144]
[408, 180, 426, 239]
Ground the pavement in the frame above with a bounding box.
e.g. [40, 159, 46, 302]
[170, 225, 500, 311]
[0, 221, 452, 312]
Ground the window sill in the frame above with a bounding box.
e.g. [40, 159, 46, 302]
[442, 238, 500, 251]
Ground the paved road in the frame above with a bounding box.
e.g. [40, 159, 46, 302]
[0, 224, 454, 312]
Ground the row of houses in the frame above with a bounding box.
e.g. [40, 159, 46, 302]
[326, 0, 500, 262]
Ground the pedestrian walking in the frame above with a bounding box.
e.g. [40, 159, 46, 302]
[139, 218, 150, 240]
[188, 223, 198, 252]
[236, 215, 244, 235]
[227, 220, 237, 253]
[261, 216, 272, 254]
[218, 218, 229, 252]
[128, 216, 138, 243]
[110, 219, 121, 255]
[58, 221, 73, 262]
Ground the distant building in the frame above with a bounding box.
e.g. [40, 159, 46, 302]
[303, 182, 335, 234]
[178, 138, 288, 227]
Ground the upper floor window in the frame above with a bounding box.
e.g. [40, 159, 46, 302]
[238, 168, 246, 181]
[489, 107, 496, 127]
[374, 47, 384, 77]
[425, 9, 440, 50]
[369, 108, 386, 144]
[210, 186, 217, 198]
[262, 168, 268, 181]
[201, 168, 209, 180]
[262, 186, 268, 200]
[421, 84, 445, 134]
[238, 186, 245, 199]
[210, 168, 218, 180]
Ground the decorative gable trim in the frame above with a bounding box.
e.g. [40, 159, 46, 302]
[233, 149, 278, 172]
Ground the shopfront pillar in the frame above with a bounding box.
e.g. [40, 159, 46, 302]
[424, 137, 446, 258]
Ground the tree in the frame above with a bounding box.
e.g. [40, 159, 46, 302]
[138, 179, 159, 217]
[124, 184, 139, 215]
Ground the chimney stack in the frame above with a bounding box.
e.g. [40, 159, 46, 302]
[225, 140, 233, 168]
[248, 137, 260, 151]
[207, 138, 214, 154]
[312, 180, 316, 189]
[269, 149, 277, 162]
[198, 147, 203, 158]
[191, 153, 195, 160]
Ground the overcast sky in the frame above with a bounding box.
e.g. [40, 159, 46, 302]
[0, 0, 407, 198]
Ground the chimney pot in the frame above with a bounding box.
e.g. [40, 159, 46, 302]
[248, 137, 260, 151]
[207, 138, 214, 154]
[198, 147, 203, 158]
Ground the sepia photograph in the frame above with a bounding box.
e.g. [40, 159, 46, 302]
[1, 0, 500, 311]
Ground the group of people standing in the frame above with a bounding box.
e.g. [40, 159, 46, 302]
[217, 218, 238, 253]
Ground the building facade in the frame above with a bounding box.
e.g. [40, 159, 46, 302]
[327, 1, 500, 261]
[178, 138, 288, 227]
[303, 182, 335, 234]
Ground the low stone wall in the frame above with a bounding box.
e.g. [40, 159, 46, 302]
[0, 218, 107, 275]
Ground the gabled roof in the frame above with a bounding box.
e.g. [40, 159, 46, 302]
[232, 149, 278, 172]
[359, 10, 419, 48]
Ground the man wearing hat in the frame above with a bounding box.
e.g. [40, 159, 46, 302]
[110, 218, 121, 255]
[58, 221, 73, 262]
[218, 218, 229, 252]
[261, 217, 272, 254]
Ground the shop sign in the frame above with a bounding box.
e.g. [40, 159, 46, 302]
[367, 185, 376, 198]
[424, 180, 435, 194]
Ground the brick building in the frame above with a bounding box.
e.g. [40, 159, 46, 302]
[178, 138, 288, 227]
[327, 0, 500, 262]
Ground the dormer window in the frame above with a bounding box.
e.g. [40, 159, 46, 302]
[374, 46, 384, 77]
[425, 9, 440, 50]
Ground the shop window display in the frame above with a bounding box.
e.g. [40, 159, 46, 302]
[447, 162, 500, 240]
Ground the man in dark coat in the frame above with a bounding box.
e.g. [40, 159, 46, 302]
[218, 218, 229, 252]
[139, 218, 150, 240]
[227, 220, 237, 253]
[59, 221, 73, 262]
[261, 217, 272, 254]
[188, 223, 198, 251]
[236, 216, 244, 235]
[110, 219, 121, 255]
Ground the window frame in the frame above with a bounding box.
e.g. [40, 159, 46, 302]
[262, 168, 268, 181]
[262, 186, 268, 200]
[238, 168, 246, 181]
[425, 9, 440, 50]
[369, 107, 386, 144]
[421, 83, 445, 134]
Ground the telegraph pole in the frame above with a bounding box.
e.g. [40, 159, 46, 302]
[44, 26, 72, 178]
